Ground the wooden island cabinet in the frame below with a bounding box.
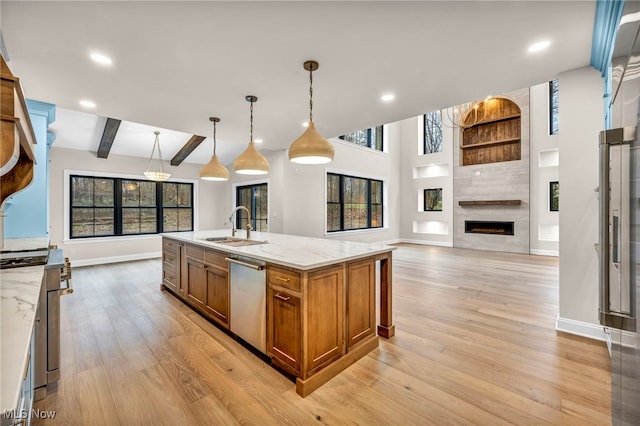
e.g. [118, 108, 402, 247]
[161, 231, 395, 397]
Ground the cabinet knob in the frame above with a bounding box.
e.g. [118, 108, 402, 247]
[274, 293, 290, 301]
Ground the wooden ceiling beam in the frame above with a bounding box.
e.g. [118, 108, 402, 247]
[96, 118, 121, 158]
[170, 135, 206, 166]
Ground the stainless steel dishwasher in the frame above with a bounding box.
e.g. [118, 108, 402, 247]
[226, 255, 267, 354]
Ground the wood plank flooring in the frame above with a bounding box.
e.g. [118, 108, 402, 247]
[33, 244, 611, 425]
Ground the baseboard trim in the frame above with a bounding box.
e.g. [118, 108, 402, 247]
[71, 252, 162, 267]
[399, 239, 454, 247]
[530, 249, 559, 257]
[555, 316, 607, 342]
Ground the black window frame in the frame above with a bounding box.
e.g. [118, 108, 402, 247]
[326, 172, 384, 232]
[549, 79, 559, 135]
[424, 188, 443, 212]
[235, 182, 268, 232]
[69, 175, 194, 239]
[338, 125, 384, 151]
[423, 110, 443, 154]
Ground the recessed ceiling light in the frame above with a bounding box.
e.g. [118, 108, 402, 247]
[254, 139, 263, 144]
[79, 100, 96, 108]
[90, 52, 112, 65]
[302, 121, 309, 128]
[381, 94, 395, 102]
[528, 40, 551, 53]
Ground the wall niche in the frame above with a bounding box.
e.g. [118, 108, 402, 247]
[460, 97, 521, 166]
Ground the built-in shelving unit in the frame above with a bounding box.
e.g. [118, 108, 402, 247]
[460, 98, 521, 166]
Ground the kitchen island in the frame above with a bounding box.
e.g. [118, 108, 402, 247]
[161, 230, 395, 397]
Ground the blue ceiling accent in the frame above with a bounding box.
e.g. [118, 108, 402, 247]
[590, 0, 624, 75]
[25, 99, 56, 127]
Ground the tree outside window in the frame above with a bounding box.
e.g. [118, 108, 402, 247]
[424, 188, 443, 211]
[424, 111, 443, 154]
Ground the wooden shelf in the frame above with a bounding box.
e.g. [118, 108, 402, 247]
[458, 200, 522, 207]
[468, 113, 521, 127]
[461, 137, 520, 149]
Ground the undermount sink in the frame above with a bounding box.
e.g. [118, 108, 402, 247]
[204, 237, 267, 247]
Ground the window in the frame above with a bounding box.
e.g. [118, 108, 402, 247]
[424, 188, 443, 211]
[70, 175, 193, 238]
[338, 125, 383, 151]
[423, 111, 443, 154]
[235, 183, 268, 232]
[549, 181, 559, 211]
[327, 173, 383, 232]
[549, 80, 559, 135]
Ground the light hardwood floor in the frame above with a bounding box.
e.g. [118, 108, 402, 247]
[33, 244, 611, 425]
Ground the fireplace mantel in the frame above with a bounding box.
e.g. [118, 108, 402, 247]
[458, 200, 521, 207]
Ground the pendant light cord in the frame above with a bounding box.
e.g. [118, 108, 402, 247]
[213, 120, 217, 156]
[146, 132, 165, 173]
[250, 98, 254, 142]
[309, 67, 313, 123]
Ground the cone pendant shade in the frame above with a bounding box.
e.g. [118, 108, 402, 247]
[233, 141, 270, 175]
[288, 122, 334, 164]
[200, 117, 229, 181]
[200, 154, 230, 181]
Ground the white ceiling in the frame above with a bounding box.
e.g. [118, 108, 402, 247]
[1, 1, 597, 166]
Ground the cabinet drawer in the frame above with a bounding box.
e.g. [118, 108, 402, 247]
[163, 250, 178, 267]
[163, 238, 178, 253]
[204, 249, 227, 269]
[267, 265, 301, 292]
[185, 244, 204, 261]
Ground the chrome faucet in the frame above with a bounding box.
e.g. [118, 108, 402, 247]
[226, 206, 252, 239]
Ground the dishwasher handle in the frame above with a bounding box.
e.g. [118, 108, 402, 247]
[225, 257, 265, 271]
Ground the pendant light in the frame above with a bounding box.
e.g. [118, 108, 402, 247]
[200, 117, 230, 181]
[288, 60, 334, 164]
[144, 131, 171, 181]
[233, 95, 270, 175]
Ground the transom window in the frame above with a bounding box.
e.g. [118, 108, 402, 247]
[327, 173, 383, 232]
[423, 110, 443, 154]
[338, 125, 384, 151]
[70, 175, 193, 238]
[235, 183, 268, 232]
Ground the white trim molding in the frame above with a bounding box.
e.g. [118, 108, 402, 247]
[530, 249, 559, 257]
[71, 252, 161, 267]
[555, 316, 607, 342]
[399, 239, 454, 247]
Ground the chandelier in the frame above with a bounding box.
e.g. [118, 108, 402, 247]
[144, 131, 171, 181]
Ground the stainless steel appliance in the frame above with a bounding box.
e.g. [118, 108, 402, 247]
[599, 127, 640, 425]
[227, 255, 266, 354]
[34, 249, 70, 400]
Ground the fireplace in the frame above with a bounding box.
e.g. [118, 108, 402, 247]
[465, 220, 514, 236]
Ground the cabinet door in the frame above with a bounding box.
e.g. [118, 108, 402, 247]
[205, 266, 229, 327]
[185, 258, 207, 308]
[347, 258, 376, 349]
[268, 287, 301, 375]
[162, 247, 179, 293]
[306, 265, 344, 375]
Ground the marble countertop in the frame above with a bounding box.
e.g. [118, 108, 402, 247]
[0, 264, 44, 413]
[162, 230, 395, 270]
[2, 236, 49, 252]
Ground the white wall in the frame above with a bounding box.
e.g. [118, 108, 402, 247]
[398, 112, 454, 246]
[530, 82, 560, 255]
[557, 66, 604, 339]
[49, 147, 226, 265]
[281, 126, 401, 243]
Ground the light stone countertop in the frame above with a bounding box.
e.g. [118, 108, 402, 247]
[2, 237, 49, 252]
[162, 230, 396, 270]
[0, 264, 44, 414]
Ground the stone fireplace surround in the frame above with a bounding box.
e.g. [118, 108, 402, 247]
[452, 88, 530, 254]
